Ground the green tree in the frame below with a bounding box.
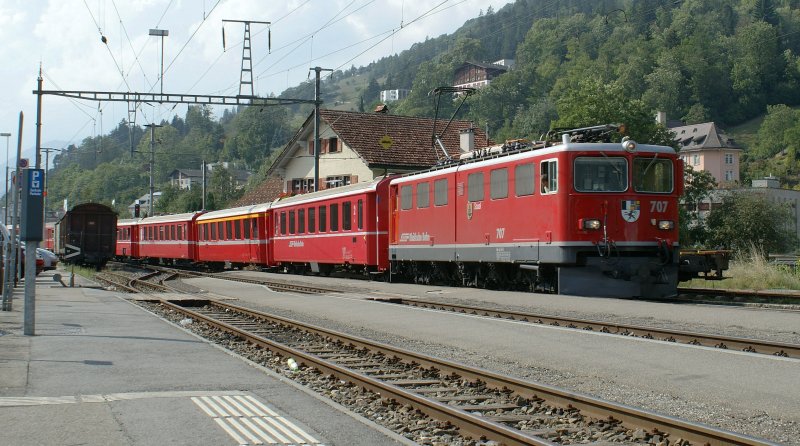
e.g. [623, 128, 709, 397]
[705, 192, 796, 253]
[680, 165, 717, 246]
[553, 78, 677, 147]
[752, 104, 800, 159]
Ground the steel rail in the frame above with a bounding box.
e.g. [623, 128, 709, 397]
[377, 298, 799, 358]
[160, 299, 555, 446]
[164, 299, 776, 446]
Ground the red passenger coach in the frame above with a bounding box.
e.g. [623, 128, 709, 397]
[389, 127, 682, 299]
[138, 212, 203, 263]
[43, 223, 55, 250]
[115, 218, 140, 259]
[271, 178, 392, 275]
[196, 203, 272, 269]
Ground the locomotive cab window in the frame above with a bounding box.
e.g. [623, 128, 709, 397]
[417, 183, 430, 208]
[434, 179, 448, 206]
[633, 157, 673, 193]
[490, 168, 508, 199]
[573, 157, 627, 192]
[467, 172, 484, 202]
[515, 163, 534, 196]
[400, 185, 413, 210]
[540, 160, 558, 194]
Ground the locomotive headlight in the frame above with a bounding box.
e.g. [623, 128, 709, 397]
[657, 220, 675, 230]
[621, 136, 637, 152]
[580, 219, 602, 230]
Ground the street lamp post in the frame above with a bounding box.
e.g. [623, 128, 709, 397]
[148, 29, 169, 95]
[1, 132, 10, 226]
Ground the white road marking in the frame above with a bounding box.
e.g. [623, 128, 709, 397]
[189, 394, 324, 445]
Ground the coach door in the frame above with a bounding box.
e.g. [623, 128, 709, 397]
[389, 185, 399, 244]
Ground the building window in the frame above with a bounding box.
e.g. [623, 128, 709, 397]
[725, 170, 734, 181]
[692, 155, 700, 166]
[725, 153, 734, 164]
[326, 175, 351, 189]
[328, 137, 340, 153]
[292, 178, 314, 193]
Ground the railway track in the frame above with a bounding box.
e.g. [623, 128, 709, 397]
[373, 298, 800, 358]
[104, 264, 800, 358]
[148, 298, 774, 446]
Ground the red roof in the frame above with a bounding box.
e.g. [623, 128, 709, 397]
[317, 109, 489, 169]
[233, 175, 283, 206]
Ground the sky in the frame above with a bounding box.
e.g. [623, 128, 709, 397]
[0, 0, 513, 171]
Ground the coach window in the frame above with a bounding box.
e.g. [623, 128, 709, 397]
[251, 218, 258, 239]
[400, 185, 413, 210]
[243, 219, 251, 239]
[490, 168, 508, 199]
[178, 225, 183, 240]
[171, 225, 177, 240]
[234, 220, 242, 239]
[417, 182, 429, 208]
[357, 199, 363, 230]
[298, 209, 306, 234]
[434, 178, 448, 206]
[211, 222, 217, 240]
[468, 172, 484, 202]
[224, 221, 231, 240]
[308, 208, 316, 233]
[319, 206, 327, 232]
[159, 226, 165, 240]
[541, 160, 558, 194]
[342, 201, 352, 231]
[330, 203, 339, 231]
[217, 222, 224, 240]
[515, 163, 534, 196]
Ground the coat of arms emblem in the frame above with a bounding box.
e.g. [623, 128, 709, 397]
[621, 200, 640, 223]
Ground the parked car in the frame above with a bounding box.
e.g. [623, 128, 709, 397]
[37, 248, 58, 271]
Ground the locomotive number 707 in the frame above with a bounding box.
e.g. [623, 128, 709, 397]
[650, 201, 668, 213]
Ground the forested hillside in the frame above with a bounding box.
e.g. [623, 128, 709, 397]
[41, 0, 800, 218]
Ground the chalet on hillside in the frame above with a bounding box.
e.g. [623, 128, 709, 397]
[452, 60, 513, 90]
[672, 122, 742, 188]
[167, 164, 252, 191]
[235, 108, 489, 205]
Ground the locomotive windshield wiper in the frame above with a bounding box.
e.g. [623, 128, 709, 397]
[599, 151, 624, 177]
[637, 153, 659, 189]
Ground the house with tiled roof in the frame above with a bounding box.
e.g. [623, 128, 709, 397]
[239, 108, 489, 203]
[672, 122, 742, 188]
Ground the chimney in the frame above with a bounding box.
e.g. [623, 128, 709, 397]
[374, 104, 389, 113]
[656, 111, 667, 126]
[460, 128, 475, 153]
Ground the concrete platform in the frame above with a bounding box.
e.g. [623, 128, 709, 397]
[0, 269, 413, 446]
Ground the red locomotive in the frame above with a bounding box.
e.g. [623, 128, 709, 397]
[115, 125, 682, 298]
[389, 127, 681, 298]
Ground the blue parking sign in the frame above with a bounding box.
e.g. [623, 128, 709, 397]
[29, 169, 42, 196]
